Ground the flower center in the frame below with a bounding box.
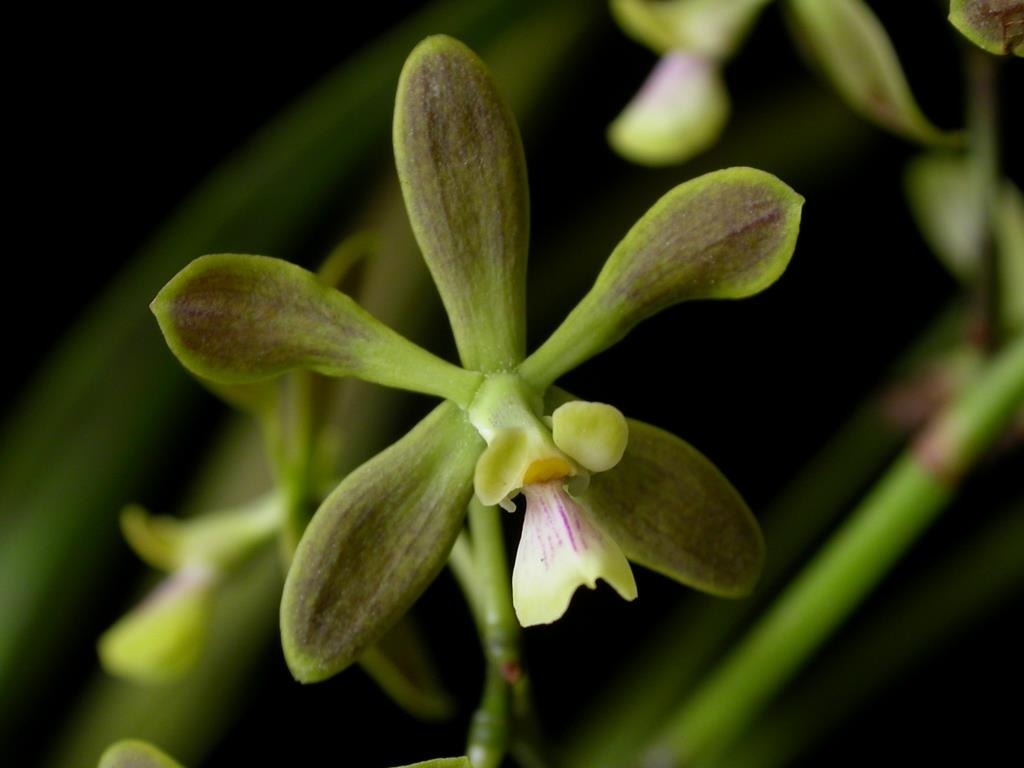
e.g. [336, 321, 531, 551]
[466, 372, 629, 510]
[522, 456, 574, 485]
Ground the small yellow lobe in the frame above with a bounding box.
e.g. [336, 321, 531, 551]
[522, 456, 573, 485]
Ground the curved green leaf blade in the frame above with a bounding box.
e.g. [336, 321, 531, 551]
[521, 167, 802, 387]
[608, 53, 730, 167]
[584, 418, 764, 597]
[393, 759, 471, 768]
[281, 402, 482, 682]
[786, 0, 960, 145]
[394, 35, 529, 372]
[950, 0, 1024, 56]
[152, 254, 481, 405]
[99, 740, 184, 768]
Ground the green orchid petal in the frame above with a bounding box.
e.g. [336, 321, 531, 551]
[99, 740, 184, 768]
[611, 0, 770, 58]
[520, 167, 802, 388]
[785, 0, 960, 145]
[152, 254, 482, 406]
[191, 235, 374, 415]
[394, 35, 529, 372]
[97, 566, 214, 684]
[609, 52, 730, 167]
[950, 0, 1024, 56]
[281, 402, 483, 683]
[583, 418, 764, 597]
[513, 481, 637, 626]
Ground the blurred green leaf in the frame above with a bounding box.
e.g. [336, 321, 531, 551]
[521, 167, 802, 388]
[728, 502, 1024, 768]
[395, 35, 529, 372]
[785, 0, 960, 145]
[949, 0, 1024, 56]
[393, 759, 471, 768]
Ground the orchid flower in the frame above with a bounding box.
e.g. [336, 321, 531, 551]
[610, 0, 959, 166]
[151, 35, 802, 682]
[609, 0, 770, 165]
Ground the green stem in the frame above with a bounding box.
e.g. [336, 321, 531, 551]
[724, 499, 1024, 768]
[271, 372, 316, 558]
[449, 531, 484, 628]
[643, 333, 1024, 766]
[966, 48, 1000, 349]
[465, 499, 520, 768]
[562, 302, 964, 768]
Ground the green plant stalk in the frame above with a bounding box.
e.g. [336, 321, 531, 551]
[643, 333, 1024, 766]
[562, 303, 964, 768]
[449, 532, 484, 625]
[272, 372, 316, 557]
[724, 499, 1024, 768]
[465, 499, 521, 768]
[966, 47, 1001, 348]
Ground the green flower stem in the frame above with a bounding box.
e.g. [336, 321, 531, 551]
[469, 663, 510, 768]
[562, 302, 964, 768]
[966, 47, 1001, 348]
[448, 532, 483, 625]
[564, 400, 901, 768]
[465, 499, 520, 768]
[642, 333, 1024, 767]
[270, 373, 316, 557]
[724, 499, 1024, 768]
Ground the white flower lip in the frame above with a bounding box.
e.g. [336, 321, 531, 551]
[512, 481, 637, 627]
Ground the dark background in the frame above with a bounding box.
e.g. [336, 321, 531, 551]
[8, 2, 1021, 766]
